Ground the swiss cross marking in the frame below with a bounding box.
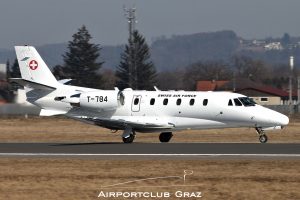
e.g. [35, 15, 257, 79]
[29, 60, 38, 70]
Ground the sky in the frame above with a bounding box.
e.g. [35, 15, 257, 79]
[0, 0, 300, 49]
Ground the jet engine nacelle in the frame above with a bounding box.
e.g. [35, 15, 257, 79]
[79, 91, 120, 111]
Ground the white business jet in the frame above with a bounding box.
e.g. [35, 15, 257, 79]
[12, 46, 289, 143]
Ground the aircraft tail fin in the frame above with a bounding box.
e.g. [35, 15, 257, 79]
[15, 46, 58, 88]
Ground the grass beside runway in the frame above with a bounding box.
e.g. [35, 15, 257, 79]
[0, 117, 299, 200]
[0, 158, 299, 200]
[0, 116, 299, 143]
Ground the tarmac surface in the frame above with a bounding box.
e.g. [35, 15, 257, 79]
[0, 143, 299, 159]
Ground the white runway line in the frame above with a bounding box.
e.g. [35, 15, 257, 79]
[0, 153, 299, 157]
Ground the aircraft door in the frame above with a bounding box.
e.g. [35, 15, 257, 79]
[131, 95, 142, 112]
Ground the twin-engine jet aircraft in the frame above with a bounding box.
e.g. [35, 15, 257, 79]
[13, 46, 289, 143]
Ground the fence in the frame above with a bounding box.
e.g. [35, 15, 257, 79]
[0, 103, 40, 116]
[265, 105, 299, 114]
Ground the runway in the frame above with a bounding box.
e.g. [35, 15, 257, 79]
[0, 143, 299, 158]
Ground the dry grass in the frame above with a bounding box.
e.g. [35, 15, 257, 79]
[0, 117, 299, 200]
[0, 159, 299, 200]
[0, 116, 299, 143]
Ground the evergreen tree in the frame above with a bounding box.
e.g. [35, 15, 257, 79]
[9, 59, 22, 91]
[6, 60, 10, 81]
[53, 65, 67, 80]
[116, 30, 157, 90]
[62, 25, 103, 88]
[11, 58, 21, 78]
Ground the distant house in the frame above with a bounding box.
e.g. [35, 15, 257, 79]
[264, 42, 283, 51]
[196, 79, 297, 106]
[235, 86, 297, 106]
[196, 80, 229, 91]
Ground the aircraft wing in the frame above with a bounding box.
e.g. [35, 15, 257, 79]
[75, 116, 175, 132]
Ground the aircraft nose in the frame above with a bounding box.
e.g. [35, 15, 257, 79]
[254, 107, 289, 127]
[279, 114, 289, 126]
[271, 112, 289, 126]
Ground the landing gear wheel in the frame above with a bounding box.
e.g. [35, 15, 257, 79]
[259, 135, 268, 143]
[255, 128, 268, 144]
[122, 134, 135, 143]
[122, 127, 135, 144]
[159, 132, 173, 143]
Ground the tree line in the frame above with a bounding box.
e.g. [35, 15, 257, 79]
[51, 25, 157, 90]
[5, 25, 297, 95]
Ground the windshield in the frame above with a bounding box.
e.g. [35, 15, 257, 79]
[238, 97, 256, 106]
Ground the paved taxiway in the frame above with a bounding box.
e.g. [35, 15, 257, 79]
[0, 143, 299, 159]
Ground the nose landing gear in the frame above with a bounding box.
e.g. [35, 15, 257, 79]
[255, 128, 268, 143]
[259, 135, 268, 143]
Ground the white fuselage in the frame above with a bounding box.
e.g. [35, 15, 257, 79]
[29, 84, 289, 133]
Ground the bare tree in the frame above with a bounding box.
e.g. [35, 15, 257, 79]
[183, 61, 233, 90]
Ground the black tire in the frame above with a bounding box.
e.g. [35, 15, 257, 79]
[259, 135, 268, 143]
[122, 134, 135, 143]
[159, 132, 173, 143]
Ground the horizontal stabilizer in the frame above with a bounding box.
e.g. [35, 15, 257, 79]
[10, 78, 56, 90]
[58, 79, 73, 85]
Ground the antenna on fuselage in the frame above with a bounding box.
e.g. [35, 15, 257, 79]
[154, 86, 160, 91]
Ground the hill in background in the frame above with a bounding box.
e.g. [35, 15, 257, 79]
[151, 30, 239, 71]
[1, 30, 299, 71]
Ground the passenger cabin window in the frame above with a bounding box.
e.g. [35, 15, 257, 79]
[163, 98, 168, 105]
[176, 98, 182, 105]
[203, 99, 208, 106]
[239, 97, 256, 106]
[134, 98, 139, 105]
[190, 99, 195, 106]
[150, 98, 155, 105]
[234, 98, 242, 106]
[228, 99, 233, 106]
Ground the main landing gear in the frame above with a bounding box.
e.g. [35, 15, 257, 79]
[122, 127, 136, 143]
[121, 129, 173, 143]
[159, 132, 173, 143]
[255, 128, 268, 143]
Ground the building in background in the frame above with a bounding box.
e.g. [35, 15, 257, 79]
[197, 79, 297, 106]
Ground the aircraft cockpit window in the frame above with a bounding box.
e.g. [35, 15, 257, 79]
[239, 97, 256, 106]
[190, 99, 195, 106]
[176, 98, 182, 105]
[228, 99, 233, 106]
[203, 99, 208, 106]
[134, 98, 139, 105]
[150, 98, 155, 105]
[234, 98, 243, 106]
[163, 98, 168, 105]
